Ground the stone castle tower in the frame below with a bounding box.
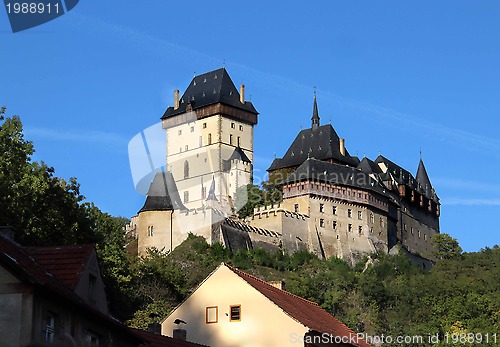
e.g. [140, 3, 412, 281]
[161, 68, 258, 213]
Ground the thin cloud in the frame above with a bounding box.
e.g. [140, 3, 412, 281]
[442, 198, 500, 206]
[25, 127, 127, 146]
[65, 12, 500, 160]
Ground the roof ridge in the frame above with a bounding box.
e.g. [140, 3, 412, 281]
[223, 263, 321, 307]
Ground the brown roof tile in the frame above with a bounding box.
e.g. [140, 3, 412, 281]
[225, 263, 372, 347]
[25, 244, 94, 290]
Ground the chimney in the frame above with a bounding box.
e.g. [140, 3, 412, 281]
[173, 329, 187, 341]
[239, 84, 245, 104]
[147, 322, 161, 335]
[339, 138, 346, 156]
[268, 280, 285, 290]
[174, 90, 180, 110]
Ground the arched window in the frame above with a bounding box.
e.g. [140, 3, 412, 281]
[184, 160, 189, 179]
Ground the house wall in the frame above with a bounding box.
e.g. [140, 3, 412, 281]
[0, 266, 33, 347]
[162, 265, 308, 347]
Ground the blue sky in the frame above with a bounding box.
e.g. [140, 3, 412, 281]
[1, 1, 499, 252]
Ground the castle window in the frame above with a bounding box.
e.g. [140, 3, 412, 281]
[179, 147, 182, 153]
[190, 126, 195, 132]
[332, 206, 337, 215]
[424, 233, 427, 241]
[237, 136, 241, 147]
[184, 161, 189, 179]
[147, 226, 154, 236]
[380, 218, 384, 227]
[294, 204, 299, 213]
[239, 125, 243, 131]
[404, 223, 407, 231]
[358, 211, 363, 220]
[203, 123, 207, 129]
[418, 229, 421, 238]
[206, 306, 218, 324]
[320, 219, 325, 228]
[319, 203, 324, 213]
[333, 221, 337, 229]
[230, 134, 233, 145]
[358, 226, 363, 234]
[348, 224, 353, 232]
[370, 227, 373, 234]
[185, 145, 188, 151]
[231, 122, 235, 129]
[208, 133, 212, 145]
[348, 209, 352, 218]
[178, 130, 182, 135]
[199, 136, 203, 147]
[411, 227, 414, 235]
[184, 191, 189, 203]
[230, 305, 241, 322]
[370, 213, 374, 224]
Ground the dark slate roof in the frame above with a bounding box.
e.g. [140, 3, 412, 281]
[357, 157, 383, 175]
[225, 263, 372, 347]
[139, 172, 186, 213]
[267, 124, 359, 171]
[25, 244, 94, 290]
[229, 147, 251, 163]
[416, 159, 439, 202]
[374, 155, 416, 187]
[162, 68, 258, 119]
[284, 158, 387, 196]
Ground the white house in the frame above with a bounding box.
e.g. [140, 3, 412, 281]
[162, 263, 372, 347]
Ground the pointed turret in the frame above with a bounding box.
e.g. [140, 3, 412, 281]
[311, 90, 320, 130]
[416, 158, 433, 196]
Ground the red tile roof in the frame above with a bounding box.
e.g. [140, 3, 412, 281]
[132, 329, 209, 347]
[25, 244, 94, 290]
[225, 263, 372, 347]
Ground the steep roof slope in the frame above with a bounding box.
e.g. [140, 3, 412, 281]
[139, 171, 186, 213]
[162, 68, 258, 119]
[268, 124, 359, 171]
[225, 263, 372, 347]
[25, 244, 94, 290]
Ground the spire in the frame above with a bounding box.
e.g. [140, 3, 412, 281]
[311, 87, 320, 130]
[416, 157, 432, 195]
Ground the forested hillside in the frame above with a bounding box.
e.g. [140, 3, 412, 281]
[2, 112, 499, 346]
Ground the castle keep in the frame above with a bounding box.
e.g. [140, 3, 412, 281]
[128, 68, 440, 266]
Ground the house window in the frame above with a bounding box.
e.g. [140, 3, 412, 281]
[230, 305, 241, 322]
[203, 122, 207, 129]
[358, 211, 362, 220]
[87, 330, 101, 346]
[208, 133, 212, 145]
[184, 160, 189, 179]
[42, 312, 56, 343]
[320, 219, 325, 228]
[332, 206, 337, 215]
[348, 209, 352, 218]
[239, 125, 243, 131]
[333, 221, 337, 229]
[294, 204, 299, 213]
[319, 203, 324, 213]
[206, 306, 218, 324]
[184, 191, 189, 203]
[88, 274, 97, 302]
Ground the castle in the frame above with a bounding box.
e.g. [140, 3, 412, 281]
[127, 68, 440, 267]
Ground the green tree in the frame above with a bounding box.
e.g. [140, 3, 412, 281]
[432, 233, 463, 260]
[234, 184, 263, 218]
